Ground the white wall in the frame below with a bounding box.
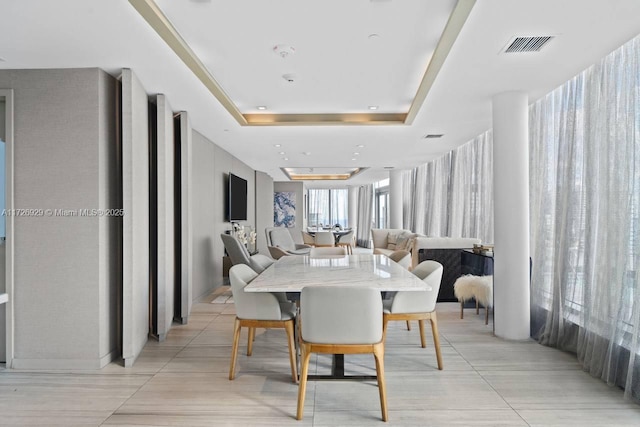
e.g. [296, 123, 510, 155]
[0, 68, 119, 369]
[121, 69, 150, 367]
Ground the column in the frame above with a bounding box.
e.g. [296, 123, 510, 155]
[389, 169, 403, 229]
[492, 91, 530, 340]
[348, 186, 358, 229]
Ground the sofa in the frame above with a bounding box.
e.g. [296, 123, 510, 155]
[371, 228, 415, 257]
[372, 229, 481, 302]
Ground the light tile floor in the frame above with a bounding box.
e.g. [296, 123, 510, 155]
[1, 293, 639, 426]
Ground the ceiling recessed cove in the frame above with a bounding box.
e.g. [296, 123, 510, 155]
[273, 44, 296, 58]
[281, 167, 368, 181]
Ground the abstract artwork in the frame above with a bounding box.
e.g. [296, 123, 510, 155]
[274, 192, 296, 227]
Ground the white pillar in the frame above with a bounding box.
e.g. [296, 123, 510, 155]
[389, 169, 403, 229]
[348, 186, 358, 229]
[492, 91, 530, 340]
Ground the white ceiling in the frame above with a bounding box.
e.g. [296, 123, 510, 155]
[1, 0, 640, 187]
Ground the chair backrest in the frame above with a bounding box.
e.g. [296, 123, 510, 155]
[389, 250, 411, 269]
[310, 247, 346, 257]
[221, 233, 251, 266]
[301, 231, 316, 245]
[249, 253, 275, 273]
[314, 231, 335, 246]
[337, 230, 354, 243]
[390, 260, 443, 313]
[266, 227, 296, 252]
[300, 286, 383, 344]
[229, 264, 281, 320]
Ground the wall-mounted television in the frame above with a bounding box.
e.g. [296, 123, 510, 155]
[227, 172, 248, 222]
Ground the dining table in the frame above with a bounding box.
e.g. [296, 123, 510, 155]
[244, 253, 430, 380]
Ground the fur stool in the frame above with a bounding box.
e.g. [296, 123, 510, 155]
[453, 275, 493, 325]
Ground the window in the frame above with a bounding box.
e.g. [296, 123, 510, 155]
[307, 189, 348, 227]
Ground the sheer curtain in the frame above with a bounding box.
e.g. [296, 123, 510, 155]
[530, 35, 640, 402]
[330, 189, 348, 227]
[356, 184, 374, 248]
[403, 133, 494, 243]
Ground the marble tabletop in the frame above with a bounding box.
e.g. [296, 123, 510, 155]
[245, 254, 430, 293]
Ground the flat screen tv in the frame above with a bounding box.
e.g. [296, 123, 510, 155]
[227, 172, 248, 222]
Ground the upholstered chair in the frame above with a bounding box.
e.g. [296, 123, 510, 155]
[336, 230, 355, 254]
[301, 231, 316, 247]
[313, 231, 335, 247]
[221, 233, 274, 274]
[388, 250, 411, 270]
[309, 247, 346, 257]
[228, 264, 298, 382]
[297, 287, 388, 421]
[382, 260, 444, 370]
[265, 227, 312, 258]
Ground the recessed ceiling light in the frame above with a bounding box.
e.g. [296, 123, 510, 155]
[274, 144, 281, 147]
[303, 152, 311, 156]
[353, 152, 360, 155]
[351, 158, 357, 161]
[283, 157, 288, 161]
[278, 151, 285, 155]
[223, 129, 229, 132]
[368, 34, 381, 40]
[356, 144, 365, 148]
[368, 106, 378, 110]
[257, 106, 267, 110]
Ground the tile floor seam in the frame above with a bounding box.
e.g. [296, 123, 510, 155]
[446, 332, 533, 427]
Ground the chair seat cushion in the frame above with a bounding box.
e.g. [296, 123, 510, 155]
[289, 247, 311, 255]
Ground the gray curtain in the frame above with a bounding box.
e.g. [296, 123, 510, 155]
[356, 184, 374, 248]
[402, 132, 494, 243]
[530, 35, 640, 403]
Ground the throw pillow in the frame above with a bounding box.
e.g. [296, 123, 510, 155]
[387, 232, 399, 250]
[396, 232, 417, 251]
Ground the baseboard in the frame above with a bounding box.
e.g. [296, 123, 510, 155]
[11, 350, 118, 370]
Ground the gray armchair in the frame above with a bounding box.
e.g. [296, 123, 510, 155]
[265, 227, 311, 258]
[220, 233, 275, 274]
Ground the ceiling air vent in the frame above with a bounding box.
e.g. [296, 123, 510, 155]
[504, 36, 554, 53]
[423, 134, 444, 139]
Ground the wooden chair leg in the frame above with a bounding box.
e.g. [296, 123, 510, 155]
[475, 299, 479, 315]
[430, 313, 443, 370]
[373, 342, 388, 422]
[229, 318, 241, 380]
[247, 327, 255, 356]
[296, 343, 312, 420]
[382, 316, 389, 343]
[406, 320, 411, 331]
[284, 320, 298, 383]
[460, 301, 464, 319]
[485, 306, 490, 325]
[418, 319, 426, 348]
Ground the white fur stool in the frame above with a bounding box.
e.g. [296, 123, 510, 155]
[453, 275, 493, 325]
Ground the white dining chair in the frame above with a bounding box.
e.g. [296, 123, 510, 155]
[388, 250, 411, 270]
[336, 229, 355, 254]
[301, 231, 316, 247]
[228, 264, 298, 382]
[297, 286, 388, 421]
[309, 246, 346, 257]
[382, 260, 444, 370]
[313, 231, 335, 247]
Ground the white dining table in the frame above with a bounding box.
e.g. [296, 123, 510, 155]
[244, 253, 429, 380]
[245, 253, 430, 293]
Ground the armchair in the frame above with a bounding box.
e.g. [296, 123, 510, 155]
[265, 227, 312, 259]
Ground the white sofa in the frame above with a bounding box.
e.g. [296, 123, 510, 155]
[371, 228, 414, 257]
